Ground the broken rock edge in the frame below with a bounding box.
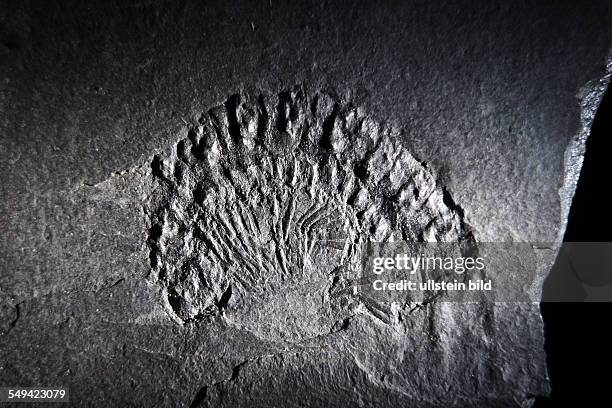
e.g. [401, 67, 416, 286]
[535, 53, 612, 398]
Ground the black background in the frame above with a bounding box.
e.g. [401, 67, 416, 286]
[537, 88, 611, 406]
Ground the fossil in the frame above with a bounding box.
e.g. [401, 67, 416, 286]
[146, 87, 469, 337]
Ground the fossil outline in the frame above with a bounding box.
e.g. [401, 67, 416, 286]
[145, 87, 470, 329]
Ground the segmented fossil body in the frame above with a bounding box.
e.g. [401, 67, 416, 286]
[146, 88, 467, 337]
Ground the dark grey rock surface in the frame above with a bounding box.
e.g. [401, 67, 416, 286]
[1, 1, 610, 406]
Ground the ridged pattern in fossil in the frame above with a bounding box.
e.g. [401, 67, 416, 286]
[146, 88, 468, 332]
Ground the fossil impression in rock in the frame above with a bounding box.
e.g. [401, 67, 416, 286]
[146, 88, 469, 338]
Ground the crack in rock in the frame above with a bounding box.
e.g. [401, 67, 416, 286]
[189, 315, 357, 407]
[6, 301, 23, 335]
[145, 87, 471, 341]
[188, 354, 277, 408]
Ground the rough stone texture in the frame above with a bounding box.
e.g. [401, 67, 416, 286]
[1, 1, 611, 407]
